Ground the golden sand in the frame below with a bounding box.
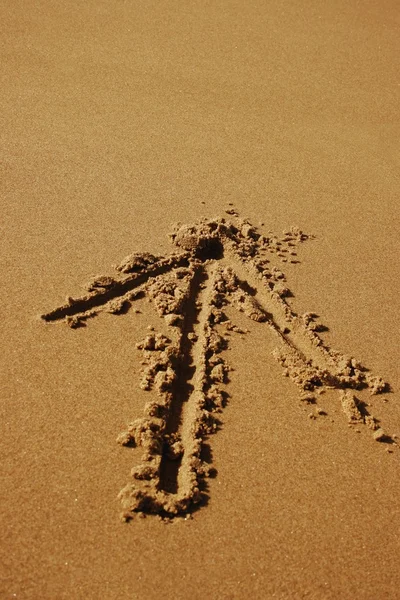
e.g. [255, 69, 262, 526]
[1, 1, 399, 598]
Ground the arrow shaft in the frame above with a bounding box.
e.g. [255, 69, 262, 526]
[159, 262, 219, 502]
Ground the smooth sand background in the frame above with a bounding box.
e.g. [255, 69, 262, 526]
[1, 1, 400, 598]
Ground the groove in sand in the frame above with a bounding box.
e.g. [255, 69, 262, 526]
[158, 264, 216, 496]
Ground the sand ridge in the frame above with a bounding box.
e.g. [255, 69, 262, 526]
[40, 213, 397, 519]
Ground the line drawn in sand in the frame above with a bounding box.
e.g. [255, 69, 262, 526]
[41, 212, 397, 519]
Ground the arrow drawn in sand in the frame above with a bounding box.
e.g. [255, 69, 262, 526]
[41, 214, 397, 519]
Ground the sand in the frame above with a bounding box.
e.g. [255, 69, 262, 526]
[1, 1, 400, 598]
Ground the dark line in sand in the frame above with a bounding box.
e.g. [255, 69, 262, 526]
[41, 254, 190, 322]
[158, 264, 209, 494]
[222, 253, 334, 375]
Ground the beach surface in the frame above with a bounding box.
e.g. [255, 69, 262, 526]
[1, 1, 400, 598]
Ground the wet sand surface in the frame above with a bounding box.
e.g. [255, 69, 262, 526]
[1, 1, 400, 598]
